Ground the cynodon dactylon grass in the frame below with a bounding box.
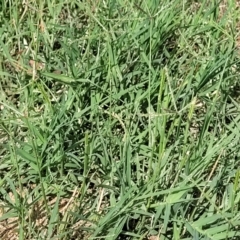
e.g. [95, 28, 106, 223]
[1, 0, 240, 239]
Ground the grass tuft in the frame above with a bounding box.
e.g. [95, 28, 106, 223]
[1, 0, 240, 239]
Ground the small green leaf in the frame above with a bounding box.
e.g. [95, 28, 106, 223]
[41, 71, 75, 84]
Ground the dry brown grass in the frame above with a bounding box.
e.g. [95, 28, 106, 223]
[0, 187, 90, 240]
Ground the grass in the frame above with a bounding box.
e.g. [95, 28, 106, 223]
[1, 0, 240, 239]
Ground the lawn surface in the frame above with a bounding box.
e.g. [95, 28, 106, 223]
[1, 0, 240, 239]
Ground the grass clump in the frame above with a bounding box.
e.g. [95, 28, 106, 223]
[1, 0, 240, 239]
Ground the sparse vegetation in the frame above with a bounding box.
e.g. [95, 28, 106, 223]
[1, 0, 240, 239]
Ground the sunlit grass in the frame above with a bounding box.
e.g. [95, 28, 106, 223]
[1, 0, 240, 239]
